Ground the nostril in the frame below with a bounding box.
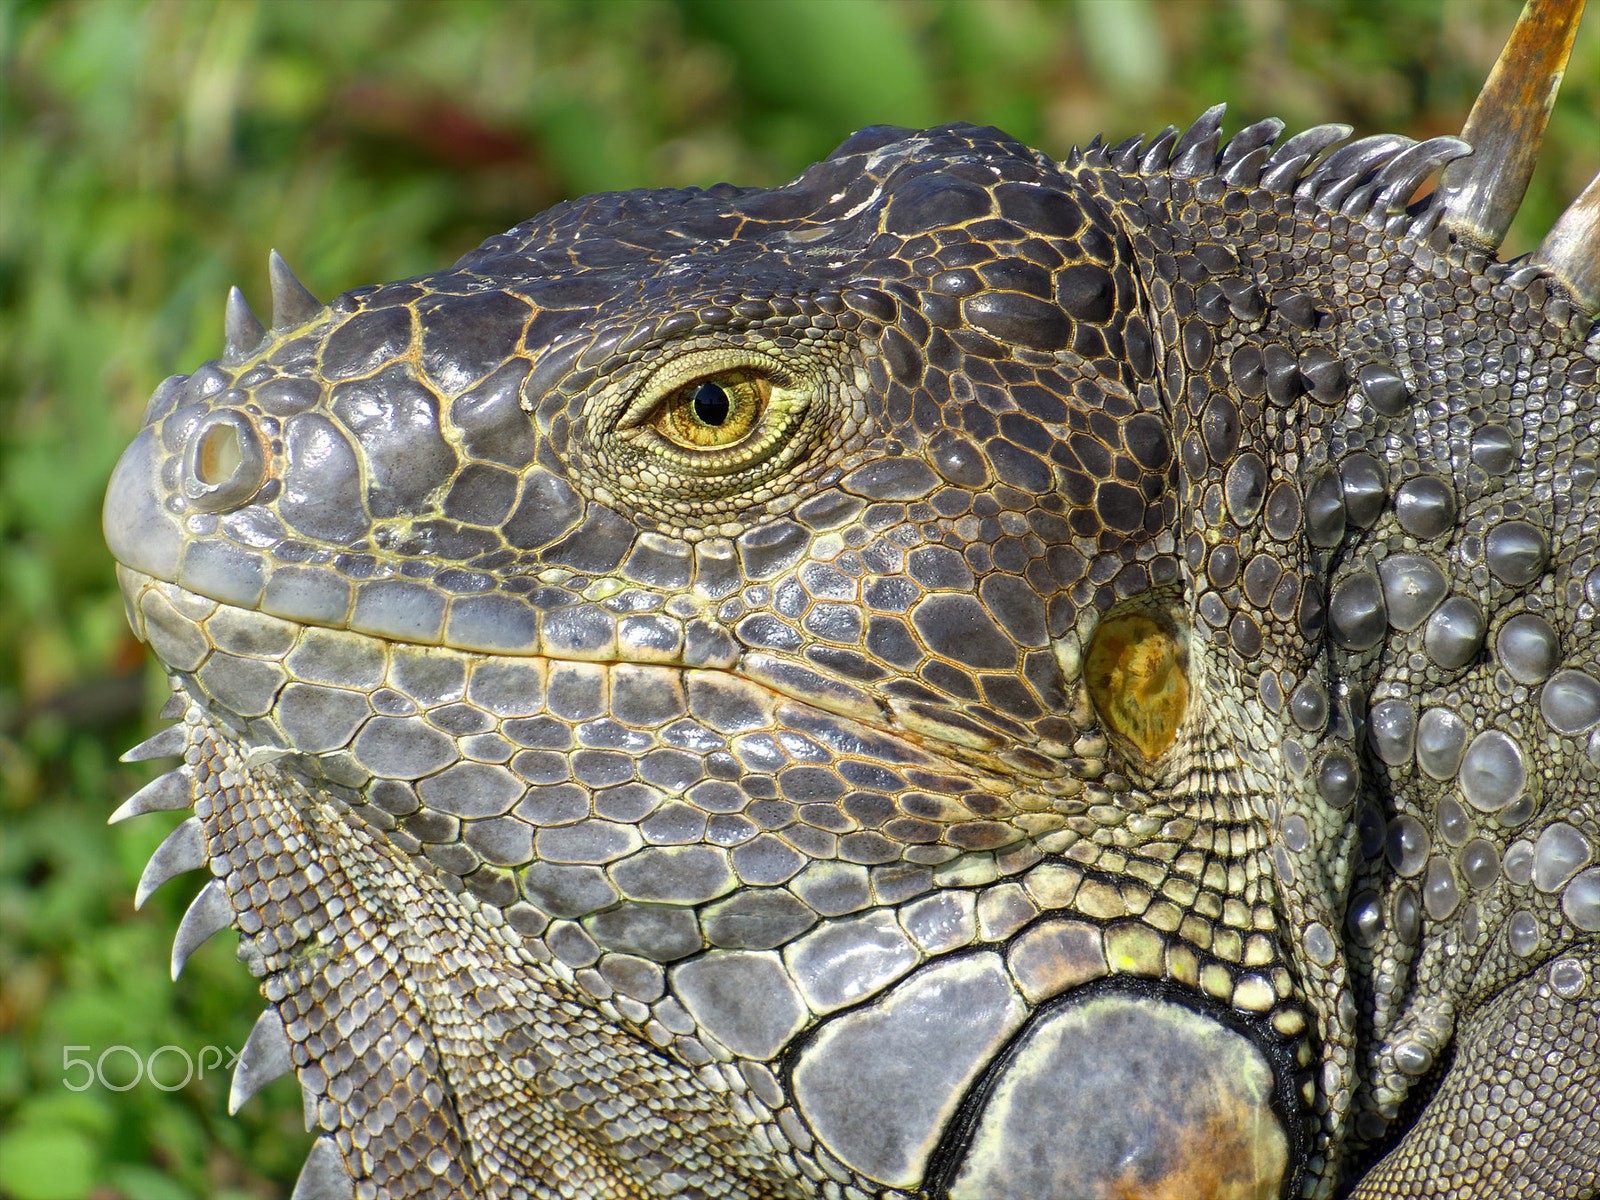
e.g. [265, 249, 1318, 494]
[182, 409, 267, 512]
[196, 421, 243, 484]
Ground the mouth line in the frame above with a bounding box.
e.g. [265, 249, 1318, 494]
[114, 565, 1073, 783]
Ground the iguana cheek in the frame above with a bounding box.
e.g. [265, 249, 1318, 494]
[946, 993, 1290, 1200]
[104, 423, 185, 582]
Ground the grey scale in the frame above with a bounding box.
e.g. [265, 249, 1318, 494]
[104, 4, 1600, 1199]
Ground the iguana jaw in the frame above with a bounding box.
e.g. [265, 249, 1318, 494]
[111, 558, 1315, 1200]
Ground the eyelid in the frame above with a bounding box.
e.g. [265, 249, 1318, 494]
[615, 348, 798, 431]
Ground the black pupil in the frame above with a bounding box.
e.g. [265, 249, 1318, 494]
[691, 382, 731, 426]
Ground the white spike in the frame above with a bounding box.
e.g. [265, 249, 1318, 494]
[1367, 137, 1473, 221]
[223, 286, 267, 363]
[1530, 168, 1600, 314]
[1138, 125, 1181, 174]
[268, 249, 323, 329]
[229, 1008, 295, 1114]
[1300, 134, 1412, 202]
[134, 817, 207, 908]
[245, 745, 290, 768]
[1259, 152, 1313, 195]
[119, 725, 187, 763]
[291, 1137, 355, 1200]
[110, 767, 193, 825]
[1221, 144, 1273, 188]
[1263, 124, 1351, 175]
[1218, 117, 1285, 168]
[171, 880, 234, 980]
[1170, 104, 1226, 177]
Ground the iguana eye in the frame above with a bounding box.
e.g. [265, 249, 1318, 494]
[613, 348, 819, 483]
[653, 373, 769, 449]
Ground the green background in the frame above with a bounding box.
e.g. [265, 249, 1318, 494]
[1, 1, 1595, 1196]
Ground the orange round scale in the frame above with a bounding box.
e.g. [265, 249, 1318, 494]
[1085, 614, 1189, 759]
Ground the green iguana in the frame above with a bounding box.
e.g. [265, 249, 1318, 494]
[104, 2, 1600, 1196]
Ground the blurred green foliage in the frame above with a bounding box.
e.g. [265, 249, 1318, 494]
[0, 1, 1593, 1196]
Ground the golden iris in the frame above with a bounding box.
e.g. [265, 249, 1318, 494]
[652, 371, 769, 450]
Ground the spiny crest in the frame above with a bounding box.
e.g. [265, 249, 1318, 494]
[222, 249, 326, 363]
[1081, 0, 1597, 320]
[218, 4, 1596, 367]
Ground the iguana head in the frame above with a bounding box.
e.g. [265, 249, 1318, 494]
[105, 4, 1599, 1198]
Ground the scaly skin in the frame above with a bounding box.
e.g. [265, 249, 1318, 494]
[106, 5, 1599, 1198]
